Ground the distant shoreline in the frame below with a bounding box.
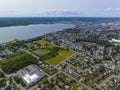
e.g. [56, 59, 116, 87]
[0, 23, 63, 28]
[0, 24, 73, 44]
[0, 17, 119, 28]
[0, 29, 63, 44]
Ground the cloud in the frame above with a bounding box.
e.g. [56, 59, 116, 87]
[105, 8, 112, 12]
[115, 8, 120, 11]
[35, 10, 83, 17]
[104, 7, 120, 17]
[105, 8, 120, 12]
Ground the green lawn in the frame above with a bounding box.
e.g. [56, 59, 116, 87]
[36, 39, 55, 48]
[35, 40, 75, 66]
[26, 39, 75, 66]
[59, 49, 74, 57]
[47, 50, 74, 66]
[47, 55, 66, 65]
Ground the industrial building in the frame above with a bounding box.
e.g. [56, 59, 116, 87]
[17, 65, 45, 86]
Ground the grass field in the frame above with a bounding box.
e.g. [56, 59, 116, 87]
[33, 49, 50, 56]
[59, 49, 74, 57]
[46, 49, 74, 66]
[27, 39, 74, 66]
[36, 39, 55, 48]
[47, 55, 66, 65]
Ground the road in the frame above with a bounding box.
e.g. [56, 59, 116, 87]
[23, 50, 94, 90]
[63, 71, 94, 90]
[97, 75, 120, 88]
[55, 52, 77, 68]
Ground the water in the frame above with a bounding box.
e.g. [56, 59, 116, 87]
[0, 24, 73, 43]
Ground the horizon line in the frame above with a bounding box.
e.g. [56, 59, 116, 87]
[0, 16, 120, 18]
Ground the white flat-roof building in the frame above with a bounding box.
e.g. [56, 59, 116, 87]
[22, 73, 39, 85]
[18, 65, 45, 86]
[110, 39, 120, 43]
[109, 31, 120, 45]
[109, 39, 120, 45]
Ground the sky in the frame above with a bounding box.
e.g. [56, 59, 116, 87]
[0, 0, 120, 17]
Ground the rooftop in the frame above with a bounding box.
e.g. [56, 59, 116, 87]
[22, 73, 39, 84]
[18, 64, 45, 86]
